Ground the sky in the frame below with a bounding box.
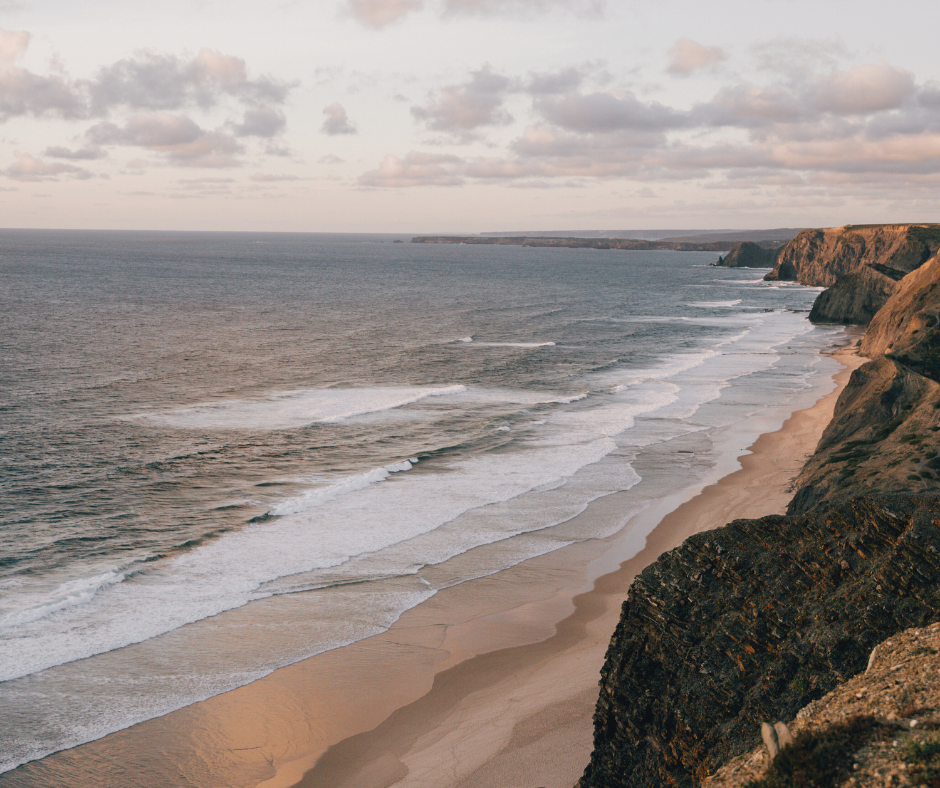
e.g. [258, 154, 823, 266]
[0, 0, 938, 233]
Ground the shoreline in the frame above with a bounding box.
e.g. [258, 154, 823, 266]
[289, 344, 863, 788]
[0, 343, 862, 788]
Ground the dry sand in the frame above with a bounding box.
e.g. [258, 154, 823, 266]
[6, 346, 863, 788]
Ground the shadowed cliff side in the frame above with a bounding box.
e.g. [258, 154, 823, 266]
[575, 495, 940, 788]
[807, 266, 899, 325]
[789, 254, 940, 514]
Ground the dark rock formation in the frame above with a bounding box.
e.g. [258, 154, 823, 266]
[807, 266, 899, 325]
[765, 225, 940, 286]
[714, 242, 781, 268]
[576, 494, 940, 788]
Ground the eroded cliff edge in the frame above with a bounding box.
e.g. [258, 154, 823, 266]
[577, 243, 940, 788]
[771, 224, 940, 326]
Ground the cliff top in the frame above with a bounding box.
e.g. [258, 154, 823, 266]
[706, 622, 940, 787]
[765, 224, 940, 287]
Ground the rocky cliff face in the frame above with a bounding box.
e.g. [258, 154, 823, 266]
[790, 254, 940, 514]
[577, 237, 940, 788]
[765, 225, 940, 287]
[576, 495, 940, 788]
[714, 242, 781, 268]
[807, 266, 898, 325]
[862, 253, 940, 364]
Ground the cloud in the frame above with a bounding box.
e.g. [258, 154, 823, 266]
[359, 150, 464, 186]
[322, 102, 357, 135]
[346, 0, 423, 28]
[535, 90, 684, 133]
[5, 150, 92, 180]
[667, 39, 727, 76]
[411, 66, 512, 137]
[0, 28, 28, 63]
[0, 42, 292, 147]
[88, 48, 290, 114]
[809, 61, 914, 115]
[344, 0, 598, 26]
[0, 66, 84, 120]
[443, 0, 603, 16]
[319, 153, 345, 164]
[87, 112, 242, 167]
[526, 67, 585, 95]
[696, 61, 920, 129]
[250, 173, 302, 181]
[43, 145, 106, 160]
[233, 106, 285, 137]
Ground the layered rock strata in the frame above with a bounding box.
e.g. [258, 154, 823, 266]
[576, 494, 940, 788]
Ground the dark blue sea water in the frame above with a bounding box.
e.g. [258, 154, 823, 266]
[0, 231, 845, 775]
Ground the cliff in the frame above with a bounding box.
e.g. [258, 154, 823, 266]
[789, 253, 940, 514]
[577, 236, 940, 788]
[576, 494, 940, 788]
[714, 242, 781, 268]
[807, 266, 898, 325]
[765, 225, 940, 287]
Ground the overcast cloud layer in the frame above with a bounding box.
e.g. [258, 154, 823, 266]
[0, 0, 937, 231]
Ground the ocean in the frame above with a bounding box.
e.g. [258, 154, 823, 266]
[0, 230, 845, 778]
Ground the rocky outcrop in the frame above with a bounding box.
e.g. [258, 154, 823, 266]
[765, 225, 940, 287]
[714, 242, 781, 268]
[808, 266, 898, 325]
[576, 495, 940, 788]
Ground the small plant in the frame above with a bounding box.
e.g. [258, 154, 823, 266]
[787, 671, 814, 700]
[902, 734, 940, 786]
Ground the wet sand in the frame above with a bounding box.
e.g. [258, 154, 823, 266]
[2, 346, 863, 788]
[255, 346, 861, 788]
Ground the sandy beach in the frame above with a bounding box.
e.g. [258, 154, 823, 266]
[3, 344, 863, 788]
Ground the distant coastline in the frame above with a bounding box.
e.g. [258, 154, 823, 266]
[411, 235, 785, 253]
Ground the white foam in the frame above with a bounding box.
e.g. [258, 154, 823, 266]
[0, 366, 683, 685]
[471, 341, 556, 348]
[135, 386, 467, 430]
[270, 461, 414, 517]
[686, 300, 743, 308]
[0, 570, 126, 631]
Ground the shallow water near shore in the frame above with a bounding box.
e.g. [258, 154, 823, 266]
[0, 230, 844, 777]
